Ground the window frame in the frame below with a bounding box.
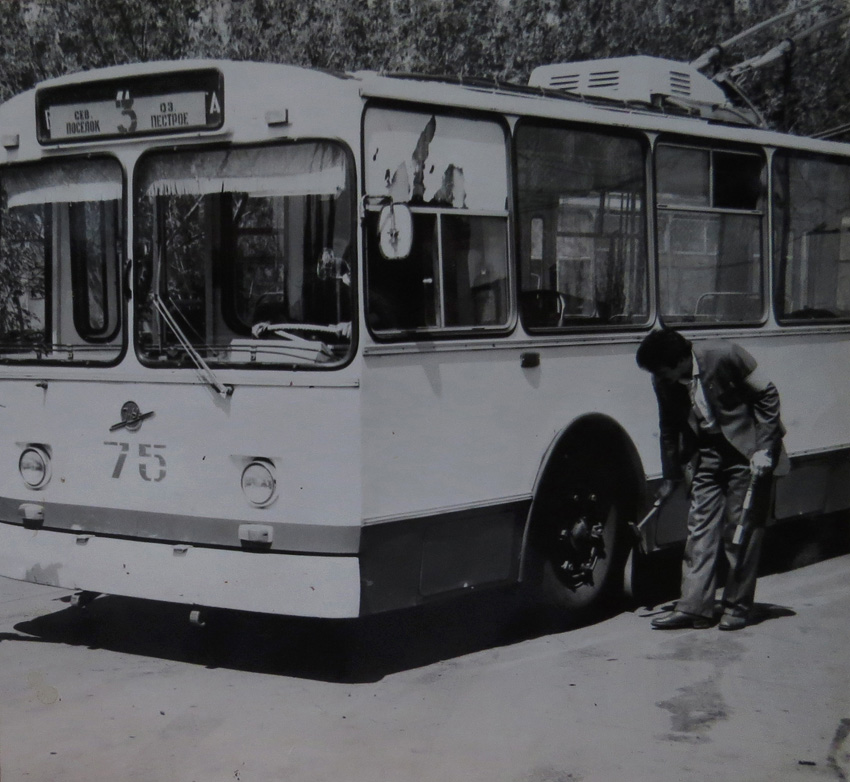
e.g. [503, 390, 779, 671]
[361, 100, 515, 342]
[654, 138, 768, 329]
[132, 138, 358, 371]
[513, 117, 652, 333]
[69, 198, 123, 343]
[0, 154, 126, 366]
[772, 148, 850, 326]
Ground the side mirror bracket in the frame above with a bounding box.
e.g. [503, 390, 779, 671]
[378, 203, 413, 260]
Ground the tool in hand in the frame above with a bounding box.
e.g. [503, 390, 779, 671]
[628, 494, 668, 555]
[731, 472, 761, 578]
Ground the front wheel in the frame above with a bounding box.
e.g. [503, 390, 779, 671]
[529, 465, 630, 620]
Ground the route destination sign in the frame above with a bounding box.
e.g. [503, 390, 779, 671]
[36, 69, 223, 144]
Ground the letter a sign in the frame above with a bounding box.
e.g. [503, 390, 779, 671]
[209, 92, 221, 118]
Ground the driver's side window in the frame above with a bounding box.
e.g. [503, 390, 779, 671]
[363, 107, 510, 337]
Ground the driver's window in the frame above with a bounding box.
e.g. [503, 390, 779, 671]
[363, 107, 510, 336]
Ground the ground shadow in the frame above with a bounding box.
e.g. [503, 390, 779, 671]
[637, 600, 796, 627]
[633, 511, 850, 612]
[747, 602, 797, 627]
[0, 631, 43, 643]
[11, 512, 847, 683]
[13, 585, 566, 683]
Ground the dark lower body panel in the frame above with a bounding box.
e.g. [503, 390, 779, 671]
[651, 446, 850, 549]
[359, 499, 531, 615]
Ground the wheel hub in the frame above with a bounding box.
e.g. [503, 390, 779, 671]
[553, 493, 608, 590]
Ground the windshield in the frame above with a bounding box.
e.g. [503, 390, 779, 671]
[134, 142, 354, 368]
[0, 158, 124, 362]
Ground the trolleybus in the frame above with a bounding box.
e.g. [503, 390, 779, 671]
[0, 56, 848, 621]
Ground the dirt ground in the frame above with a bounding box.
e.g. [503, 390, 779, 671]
[0, 519, 848, 782]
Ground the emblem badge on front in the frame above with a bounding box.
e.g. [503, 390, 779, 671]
[109, 401, 155, 432]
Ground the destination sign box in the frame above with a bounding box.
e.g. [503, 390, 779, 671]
[36, 69, 224, 144]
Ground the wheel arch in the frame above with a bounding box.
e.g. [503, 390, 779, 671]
[519, 412, 649, 580]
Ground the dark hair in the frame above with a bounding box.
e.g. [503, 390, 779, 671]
[635, 328, 691, 372]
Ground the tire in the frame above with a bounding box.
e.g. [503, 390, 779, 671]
[529, 460, 630, 621]
[623, 546, 649, 606]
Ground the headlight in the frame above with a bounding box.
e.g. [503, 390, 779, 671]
[241, 460, 276, 507]
[19, 446, 51, 489]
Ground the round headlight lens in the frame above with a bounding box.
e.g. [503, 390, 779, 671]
[19, 447, 51, 489]
[241, 461, 276, 507]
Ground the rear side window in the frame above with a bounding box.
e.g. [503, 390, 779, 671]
[656, 144, 765, 325]
[515, 122, 649, 330]
[773, 152, 850, 322]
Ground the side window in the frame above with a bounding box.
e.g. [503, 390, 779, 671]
[773, 152, 850, 322]
[0, 158, 123, 362]
[364, 108, 510, 336]
[515, 123, 648, 329]
[656, 144, 765, 325]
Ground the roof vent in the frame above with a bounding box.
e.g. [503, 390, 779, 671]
[528, 56, 728, 108]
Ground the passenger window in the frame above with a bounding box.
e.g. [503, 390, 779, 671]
[714, 151, 763, 210]
[515, 122, 649, 329]
[656, 144, 765, 325]
[773, 152, 850, 322]
[656, 147, 710, 207]
[364, 108, 510, 336]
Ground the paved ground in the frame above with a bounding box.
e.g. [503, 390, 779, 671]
[0, 519, 847, 782]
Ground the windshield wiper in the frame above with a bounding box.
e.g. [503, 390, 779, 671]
[151, 244, 232, 398]
[150, 292, 233, 398]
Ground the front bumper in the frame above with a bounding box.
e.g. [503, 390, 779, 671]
[0, 521, 361, 618]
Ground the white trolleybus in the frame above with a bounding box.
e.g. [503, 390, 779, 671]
[0, 57, 848, 622]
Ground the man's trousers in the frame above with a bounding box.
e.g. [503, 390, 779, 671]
[675, 433, 770, 620]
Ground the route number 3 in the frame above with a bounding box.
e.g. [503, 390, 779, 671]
[105, 442, 166, 482]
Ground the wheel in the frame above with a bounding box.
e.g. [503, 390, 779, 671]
[529, 461, 630, 619]
[623, 545, 650, 606]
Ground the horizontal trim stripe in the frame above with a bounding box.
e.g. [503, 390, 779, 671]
[0, 496, 536, 553]
[362, 495, 533, 527]
[646, 443, 850, 480]
[362, 326, 850, 356]
[0, 373, 362, 389]
[0, 497, 360, 555]
[782, 444, 850, 460]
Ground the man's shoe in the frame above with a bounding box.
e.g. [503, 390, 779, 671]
[651, 610, 712, 630]
[719, 614, 747, 631]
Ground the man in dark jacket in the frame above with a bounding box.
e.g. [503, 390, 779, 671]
[636, 328, 787, 630]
